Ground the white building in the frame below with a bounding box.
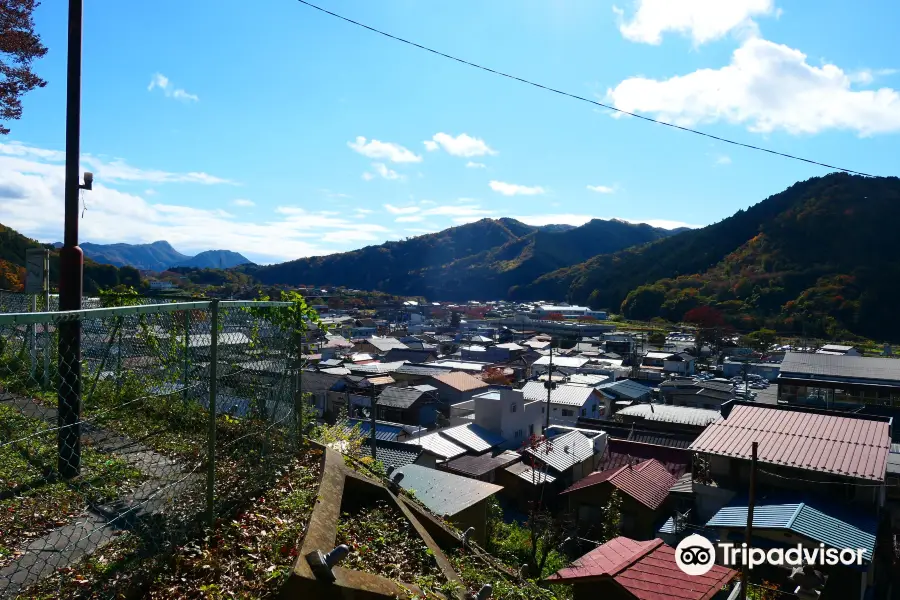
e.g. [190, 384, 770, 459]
[535, 305, 607, 320]
[473, 388, 545, 449]
[520, 381, 604, 424]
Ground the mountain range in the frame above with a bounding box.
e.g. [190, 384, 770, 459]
[50, 241, 252, 271]
[249, 218, 678, 300]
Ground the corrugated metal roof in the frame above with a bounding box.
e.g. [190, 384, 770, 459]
[533, 355, 589, 368]
[443, 450, 520, 477]
[395, 364, 451, 376]
[377, 386, 427, 409]
[347, 361, 407, 374]
[340, 418, 403, 442]
[505, 461, 556, 485]
[548, 537, 737, 599]
[561, 459, 677, 509]
[780, 351, 900, 384]
[395, 464, 502, 517]
[521, 381, 598, 407]
[567, 374, 609, 386]
[706, 499, 877, 562]
[432, 371, 490, 393]
[523, 430, 595, 473]
[407, 431, 467, 459]
[365, 336, 409, 352]
[689, 404, 891, 481]
[597, 439, 691, 479]
[889, 444, 900, 475]
[596, 379, 653, 400]
[617, 404, 721, 427]
[439, 423, 505, 453]
[359, 439, 423, 469]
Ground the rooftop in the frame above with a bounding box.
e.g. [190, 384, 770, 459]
[439, 422, 505, 453]
[595, 379, 653, 400]
[780, 351, 900, 385]
[361, 439, 424, 469]
[616, 404, 721, 427]
[406, 430, 467, 460]
[547, 537, 737, 599]
[376, 386, 431, 409]
[533, 355, 589, 368]
[689, 402, 892, 481]
[521, 381, 599, 407]
[365, 336, 409, 352]
[431, 371, 490, 393]
[442, 450, 521, 478]
[395, 464, 502, 517]
[561, 459, 677, 510]
[504, 461, 556, 485]
[523, 430, 595, 474]
[597, 438, 692, 479]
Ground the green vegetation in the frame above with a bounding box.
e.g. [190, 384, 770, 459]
[252, 218, 673, 300]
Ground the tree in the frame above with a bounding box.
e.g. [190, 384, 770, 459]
[745, 328, 777, 353]
[601, 489, 623, 542]
[0, 1, 48, 135]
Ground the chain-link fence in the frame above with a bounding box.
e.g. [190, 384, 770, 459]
[0, 299, 305, 598]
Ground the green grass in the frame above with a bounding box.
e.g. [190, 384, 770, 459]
[0, 404, 145, 565]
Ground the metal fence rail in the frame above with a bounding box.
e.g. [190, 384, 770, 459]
[0, 299, 303, 598]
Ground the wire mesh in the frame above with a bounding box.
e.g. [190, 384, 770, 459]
[0, 299, 302, 598]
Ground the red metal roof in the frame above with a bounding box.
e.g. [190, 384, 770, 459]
[689, 404, 891, 481]
[548, 537, 737, 600]
[560, 459, 677, 510]
[599, 439, 691, 478]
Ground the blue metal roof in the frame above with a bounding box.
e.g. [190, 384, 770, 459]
[343, 418, 403, 442]
[706, 498, 877, 562]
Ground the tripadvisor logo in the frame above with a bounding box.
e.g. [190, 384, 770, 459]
[674, 534, 867, 576]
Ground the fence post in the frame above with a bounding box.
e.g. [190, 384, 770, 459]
[294, 367, 303, 442]
[183, 309, 191, 405]
[206, 299, 219, 528]
[58, 312, 82, 479]
[29, 295, 36, 379]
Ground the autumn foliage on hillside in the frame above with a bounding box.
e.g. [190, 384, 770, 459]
[0, 259, 24, 290]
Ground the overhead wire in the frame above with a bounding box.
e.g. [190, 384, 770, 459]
[295, 0, 878, 178]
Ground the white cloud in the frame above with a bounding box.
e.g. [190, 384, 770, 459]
[513, 214, 698, 229]
[231, 198, 255, 207]
[0, 143, 392, 263]
[422, 205, 494, 218]
[615, 0, 775, 45]
[607, 37, 900, 136]
[144, 189, 157, 196]
[715, 154, 732, 165]
[363, 162, 403, 181]
[466, 161, 486, 169]
[384, 204, 421, 215]
[489, 180, 546, 196]
[395, 215, 425, 223]
[348, 136, 421, 163]
[354, 208, 374, 215]
[320, 189, 352, 199]
[148, 72, 199, 102]
[0, 141, 235, 185]
[586, 185, 615, 194]
[424, 133, 497, 157]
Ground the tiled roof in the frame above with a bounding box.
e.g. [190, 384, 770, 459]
[706, 497, 877, 562]
[443, 450, 520, 477]
[523, 430, 595, 474]
[395, 464, 502, 517]
[561, 459, 677, 509]
[578, 421, 696, 449]
[407, 431, 467, 460]
[689, 403, 891, 481]
[377, 386, 428, 409]
[347, 361, 407, 374]
[548, 537, 737, 599]
[439, 423, 505, 453]
[780, 351, 900, 383]
[366, 375, 396, 386]
[432, 371, 490, 393]
[340, 418, 404, 442]
[521, 381, 598, 407]
[616, 404, 721, 427]
[504, 461, 556, 485]
[362, 439, 423, 469]
[299, 371, 342, 393]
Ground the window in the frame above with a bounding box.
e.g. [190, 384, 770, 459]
[561, 409, 574, 417]
[510, 402, 518, 413]
[529, 424, 534, 436]
[514, 429, 523, 439]
[581, 408, 586, 417]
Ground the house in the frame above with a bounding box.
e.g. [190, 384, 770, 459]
[405, 430, 467, 462]
[546, 537, 737, 600]
[615, 404, 721, 434]
[720, 358, 781, 381]
[777, 351, 900, 409]
[690, 401, 891, 519]
[706, 495, 878, 600]
[561, 458, 678, 539]
[601, 333, 635, 357]
[375, 386, 439, 426]
[520, 381, 604, 424]
[594, 379, 653, 415]
[535, 304, 607, 320]
[383, 347, 438, 364]
[522, 429, 606, 487]
[641, 351, 696, 376]
[817, 344, 861, 357]
[658, 379, 735, 410]
[394, 464, 503, 545]
[437, 422, 505, 454]
[392, 363, 452, 385]
[532, 355, 590, 376]
[472, 388, 545, 449]
[353, 336, 408, 355]
[298, 370, 343, 417]
[429, 359, 491, 374]
[427, 371, 490, 406]
[356, 438, 432, 469]
[441, 450, 521, 483]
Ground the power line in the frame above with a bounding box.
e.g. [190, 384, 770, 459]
[295, 0, 877, 178]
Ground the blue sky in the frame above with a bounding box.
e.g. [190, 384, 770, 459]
[0, 0, 898, 263]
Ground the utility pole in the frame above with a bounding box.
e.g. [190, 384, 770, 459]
[740, 441, 758, 600]
[58, 0, 87, 479]
[370, 382, 377, 461]
[544, 344, 555, 431]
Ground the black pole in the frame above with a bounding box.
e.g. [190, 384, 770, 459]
[740, 441, 758, 600]
[544, 345, 553, 431]
[58, 0, 84, 479]
[370, 383, 377, 460]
